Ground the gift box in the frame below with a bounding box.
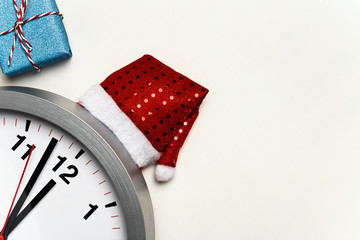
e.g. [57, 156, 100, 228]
[0, 0, 72, 76]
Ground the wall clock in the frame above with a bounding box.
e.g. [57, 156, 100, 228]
[0, 86, 155, 240]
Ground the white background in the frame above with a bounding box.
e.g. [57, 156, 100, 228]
[1, 0, 360, 239]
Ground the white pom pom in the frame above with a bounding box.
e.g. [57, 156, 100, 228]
[155, 165, 175, 182]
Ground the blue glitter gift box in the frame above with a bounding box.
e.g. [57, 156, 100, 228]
[0, 0, 72, 76]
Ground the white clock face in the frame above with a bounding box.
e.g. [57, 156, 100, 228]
[0, 110, 127, 240]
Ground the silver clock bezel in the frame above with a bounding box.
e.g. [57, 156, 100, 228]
[0, 86, 155, 240]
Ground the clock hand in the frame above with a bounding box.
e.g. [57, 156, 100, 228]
[2, 138, 58, 239]
[0, 145, 34, 240]
[7, 179, 56, 235]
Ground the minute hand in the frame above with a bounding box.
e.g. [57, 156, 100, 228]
[3, 138, 58, 239]
[8, 179, 57, 235]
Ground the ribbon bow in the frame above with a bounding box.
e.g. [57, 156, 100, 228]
[0, 0, 63, 71]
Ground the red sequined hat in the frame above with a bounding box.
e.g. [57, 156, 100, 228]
[80, 55, 209, 181]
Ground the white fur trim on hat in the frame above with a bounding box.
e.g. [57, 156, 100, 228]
[155, 165, 175, 181]
[79, 84, 161, 167]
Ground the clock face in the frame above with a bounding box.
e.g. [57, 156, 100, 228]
[0, 87, 154, 240]
[0, 110, 127, 239]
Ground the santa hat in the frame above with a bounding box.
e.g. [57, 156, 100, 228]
[79, 55, 209, 181]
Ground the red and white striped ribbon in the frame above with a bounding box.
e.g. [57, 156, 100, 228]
[0, 0, 63, 71]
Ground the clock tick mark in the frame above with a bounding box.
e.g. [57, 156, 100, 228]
[104, 191, 111, 196]
[48, 129, 53, 136]
[105, 201, 117, 208]
[99, 180, 106, 185]
[85, 160, 92, 165]
[75, 149, 85, 159]
[25, 120, 31, 131]
[59, 135, 63, 142]
[37, 124, 41, 132]
[3, 117, 5, 126]
[15, 118, 17, 127]
[112, 227, 120, 230]
[93, 169, 100, 175]
[111, 215, 119, 218]
[68, 142, 74, 149]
